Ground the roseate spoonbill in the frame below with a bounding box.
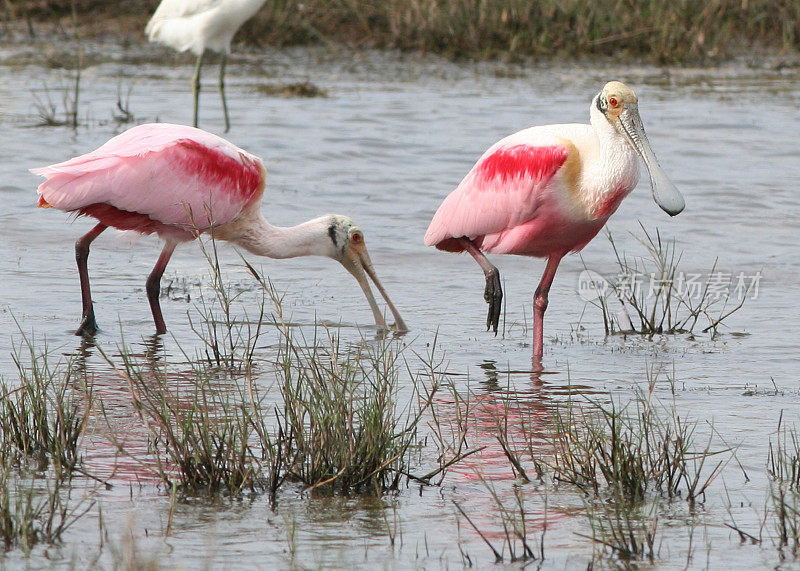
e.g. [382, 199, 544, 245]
[31, 123, 407, 336]
[424, 81, 684, 362]
[145, 0, 268, 132]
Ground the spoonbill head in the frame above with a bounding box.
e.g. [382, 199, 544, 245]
[595, 81, 685, 216]
[215, 208, 408, 333]
[424, 81, 684, 363]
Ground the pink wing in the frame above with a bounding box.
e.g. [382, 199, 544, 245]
[424, 137, 568, 252]
[32, 123, 265, 237]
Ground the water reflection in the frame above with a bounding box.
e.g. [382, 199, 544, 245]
[70, 333, 258, 486]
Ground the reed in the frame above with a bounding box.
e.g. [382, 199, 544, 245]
[768, 415, 800, 557]
[188, 237, 266, 371]
[0, 333, 95, 552]
[454, 482, 545, 563]
[0, 456, 93, 553]
[241, 260, 443, 493]
[546, 389, 728, 504]
[257, 275, 440, 493]
[0, 333, 90, 478]
[10, 0, 800, 63]
[108, 342, 265, 495]
[582, 492, 660, 564]
[587, 226, 750, 337]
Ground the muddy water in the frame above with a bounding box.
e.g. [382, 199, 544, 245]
[1, 40, 799, 568]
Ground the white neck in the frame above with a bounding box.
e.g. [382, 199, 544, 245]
[589, 96, 630, 159]
[580, 96, 640, 216]
[214, 206, 335, 260]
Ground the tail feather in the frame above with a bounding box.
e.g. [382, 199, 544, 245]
[30, 156, 120, 211]
[146, 17, 203, 54]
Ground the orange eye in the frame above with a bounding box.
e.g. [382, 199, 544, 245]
[608, 96, 619, 107]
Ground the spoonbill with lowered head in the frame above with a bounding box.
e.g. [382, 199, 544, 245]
[145, 0, 268, 132]
[32, 123, 407, 336]
[424, 81, 684, 363]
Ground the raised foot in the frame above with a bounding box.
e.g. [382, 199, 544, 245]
[75, 314, 98, 337]
[484, 268, 503, 334]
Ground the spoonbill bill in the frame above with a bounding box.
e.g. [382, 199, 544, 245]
[424, 81, 684, 362]
[145, 0, 268, 132]
[32, 123, 407, 336]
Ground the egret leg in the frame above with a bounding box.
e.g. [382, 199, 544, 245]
[192, 51, 205, 128]
[532, 253, 565, 363]
[458, 237, 502, 334]
[75, 223, 107, 336]
[145, 241, 178, 335]
[218, 53, 230, 133]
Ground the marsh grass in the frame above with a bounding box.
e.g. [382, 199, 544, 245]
[768, 416, 800, 556]
[478, 376, 722, 564]
[546, 390, 728, 504]
[187, 237, 266, 370]
[0, 456, 93, 553]
[255, 81, 328, 98]
[583, 492, 659, 564]
[32, 81, 79, 127]
[454, 483, 545, 564]
[546, 390, 731, 562]
[498, 379, 727, 564]
[275, 332, 416, 491]
[0, 333, 90, 478]
[235, 0, 800, 62]
[107, 342, 265, 495]
[12, 0, 800, 62]
[587, 226, 750, 337]
[100, 252, 444, 497]
[256, 269, 441, 493]
[486, 371, 730, 506]
[769, 416, 800, 491]
[108, 322, 441, 496]
[771, 484, 800, 557]
[0, 331, 95, 552]
[419, 375, 487, 486]
[31, 0, 83, 127]
[113, 83, 135, 124]
[102, 514, 161, 570]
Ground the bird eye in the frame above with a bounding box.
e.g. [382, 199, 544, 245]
[351, 232, 363, 243]
[608, 96, 619, 107]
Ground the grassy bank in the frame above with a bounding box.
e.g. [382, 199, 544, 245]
[4, 0, 800, 63]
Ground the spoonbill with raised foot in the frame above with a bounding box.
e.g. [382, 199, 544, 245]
[424, 81, 684, 364]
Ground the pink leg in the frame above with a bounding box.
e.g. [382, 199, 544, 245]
[458, 237, 502, 334]
[145, 242, 177, 335]
[75, 223, 107, 336]
[533, 253, 564, 363]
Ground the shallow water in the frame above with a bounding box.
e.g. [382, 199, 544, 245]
[1, 39, 799, 568]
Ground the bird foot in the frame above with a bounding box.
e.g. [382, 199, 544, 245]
[484, 268, 503, 334]
[75, 314, 98, 337]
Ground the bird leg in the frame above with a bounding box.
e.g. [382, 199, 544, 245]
[532, 253, 564, 363]
[145, 242, 177, 335]
[192, 51, 205, 128]
[74, 223, 107, 336]
[218, 53, 230, 133]
[458, 237, 502, 334]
